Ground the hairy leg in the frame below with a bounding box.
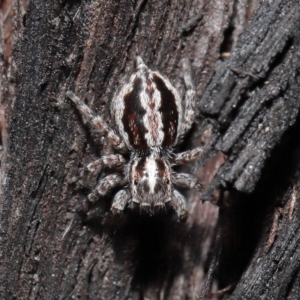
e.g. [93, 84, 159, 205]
[88, 174, 123, 203]
[172, 172, 204, 192]
[171, 190, 188, 221]
[67, 91, 127, 152]
[179, 58, 196, 139]
[174, 147, 203, 165]
[111, 189, 131, 214]
[78, 154, 125, 188]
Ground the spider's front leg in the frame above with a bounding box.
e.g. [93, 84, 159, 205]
[88, 174, 125, 203]
[171, 190, 188, 221]
[66, 91, 127, 152]
[111, 189, 131, 214]
[173, 148, 204, 192]
[78, 154, 125, 188]
[174, 147, 203, 165]
[172, 172, 204, 192]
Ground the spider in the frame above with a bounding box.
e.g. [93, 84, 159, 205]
[67, 57, 203, 221]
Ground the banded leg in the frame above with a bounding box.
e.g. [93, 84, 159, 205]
[78, 154, 125, 188]
[66, 91, 127, 152]
[172, 172, 204, 192]
[179, 58, 196, 139]
[174, 147, 203, 165]
[172, 190, 188, 221]
[111, 189, 131, 214]
[88, 174, 123, 203]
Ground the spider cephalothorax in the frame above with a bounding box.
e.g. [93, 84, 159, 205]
[130, 154, 172, 208]
[67, 57, 203, 221]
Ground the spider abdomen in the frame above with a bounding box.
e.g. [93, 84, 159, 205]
[112, 60, 183, 151]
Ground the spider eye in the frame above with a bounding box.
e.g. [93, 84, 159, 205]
[165, 179, 170, 184]
[134, 180, 138, 185]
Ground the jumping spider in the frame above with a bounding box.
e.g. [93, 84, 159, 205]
[67, 57, 203, 221]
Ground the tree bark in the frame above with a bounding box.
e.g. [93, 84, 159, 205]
[1, 0, 299, 300]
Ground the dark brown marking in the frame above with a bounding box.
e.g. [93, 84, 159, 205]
[153, 74, 179, 146]
[156, 159, 167, 177]
[135, 157, 146, 177]
[122, 77, 148, 150]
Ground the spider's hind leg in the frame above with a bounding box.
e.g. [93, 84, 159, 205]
[67, 91, 127, 152]
[178, 58, 196, 140]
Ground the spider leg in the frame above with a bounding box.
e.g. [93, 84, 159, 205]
[88, 154, 125, 171]
[78, 154, 125, 188]
[179, 58, 196, 139]
[174, 147, 203, 165]
[66, 91, 127, 152]
[172, 172, 204, 192]
[88, 174, 123, 203]
[111, 189, 131, 214]
[171, 190, 188, 221]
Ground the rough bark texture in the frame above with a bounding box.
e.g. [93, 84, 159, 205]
[0, 0, 299, 300]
